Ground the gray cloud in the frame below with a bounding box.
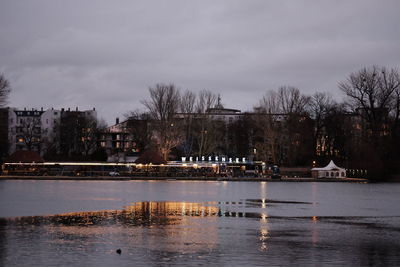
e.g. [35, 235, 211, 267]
[1, 0, 399, 123]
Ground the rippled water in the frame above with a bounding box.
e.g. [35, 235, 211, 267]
[1, 180, 400, 266]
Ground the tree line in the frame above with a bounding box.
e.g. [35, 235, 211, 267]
[135, 66, 400, 180]
[1, 65, 400, 179]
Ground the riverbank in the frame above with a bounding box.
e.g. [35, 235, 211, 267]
[0, 175, 368, 182]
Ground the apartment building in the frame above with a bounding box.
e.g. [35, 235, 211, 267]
[5, 107, 96, 156]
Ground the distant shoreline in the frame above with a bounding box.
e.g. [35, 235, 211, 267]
[0, 175, 368, 183]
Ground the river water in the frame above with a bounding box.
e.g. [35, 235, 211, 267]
[0, 180, 400, 266]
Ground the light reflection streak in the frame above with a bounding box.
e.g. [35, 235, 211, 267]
[312, 182, 318, 206]
[311, 216, 319, 245]
[261, 198, 267, 209]
[259, 212, 270, 251]
[260, 182, 267, 204]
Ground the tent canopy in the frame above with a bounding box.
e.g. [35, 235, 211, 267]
[311, 160, 345, 171]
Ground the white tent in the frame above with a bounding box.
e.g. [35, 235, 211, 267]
[311, 160, 346, 178]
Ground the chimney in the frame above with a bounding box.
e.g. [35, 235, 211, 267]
[68, 108, 70, 111]
[116, 117, 120, 124]
[61, 108, 64, 112]
[93, 107, 96, 111]
[41, 107, 43, 111]
[24, 107, 26, 111]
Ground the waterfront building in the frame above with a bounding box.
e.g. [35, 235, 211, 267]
[4, 107, 96, 157]
[311, 160, 346, 178]
[100, 117, 144, 162]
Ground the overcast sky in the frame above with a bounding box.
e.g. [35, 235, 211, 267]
[1, 0, 399, 124]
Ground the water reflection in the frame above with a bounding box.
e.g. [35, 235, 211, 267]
[1, 201, 221, 227]
[4, 199, 385, 228]
[1, 200, 400, 266]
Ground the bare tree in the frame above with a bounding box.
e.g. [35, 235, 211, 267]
[193, 90, 220, 156]
[124, 109, 152, 153]
[277, 86, 310, 114]
[339, 66, 400, 136]
[0, 74, 11, 107]
[18, 117, 42, 151]
[393, 83, 400, 134]
[195, 90, 218, 114]
[255, 87, 313, 166]
[81, 117, 105, 158]
[142, 84, 182, 160]
[179, 90, 196, 157]
[0, 74, 11, 160]
[339, 66, 400, 179]
[48, 112, 102, 160]
[260, 90, 280, 113]
[309, 92, 335, 157]
[180, 90, 196, 114]
[254, 91, 284, 164]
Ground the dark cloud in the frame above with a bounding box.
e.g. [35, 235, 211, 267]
[1, 0, 399, 123]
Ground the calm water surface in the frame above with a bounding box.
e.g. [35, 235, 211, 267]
[0, 180, 400, 266]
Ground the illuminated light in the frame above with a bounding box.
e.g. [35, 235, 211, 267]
[312, 216, 318, 222]
[261, 213, 268, 221]
[261, 198, 267, 208]
[212, 164, 217, 168]
[182, 164, 187, 167]
[260, 229, 269, 239]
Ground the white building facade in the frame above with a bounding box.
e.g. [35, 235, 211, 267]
[7, 107, 96, 156]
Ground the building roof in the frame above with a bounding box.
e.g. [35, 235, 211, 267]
[14, 110, 44, 117]
[5, 150, 44, 163]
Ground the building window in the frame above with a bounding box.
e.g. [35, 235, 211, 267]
[100, 142, 106, 147]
